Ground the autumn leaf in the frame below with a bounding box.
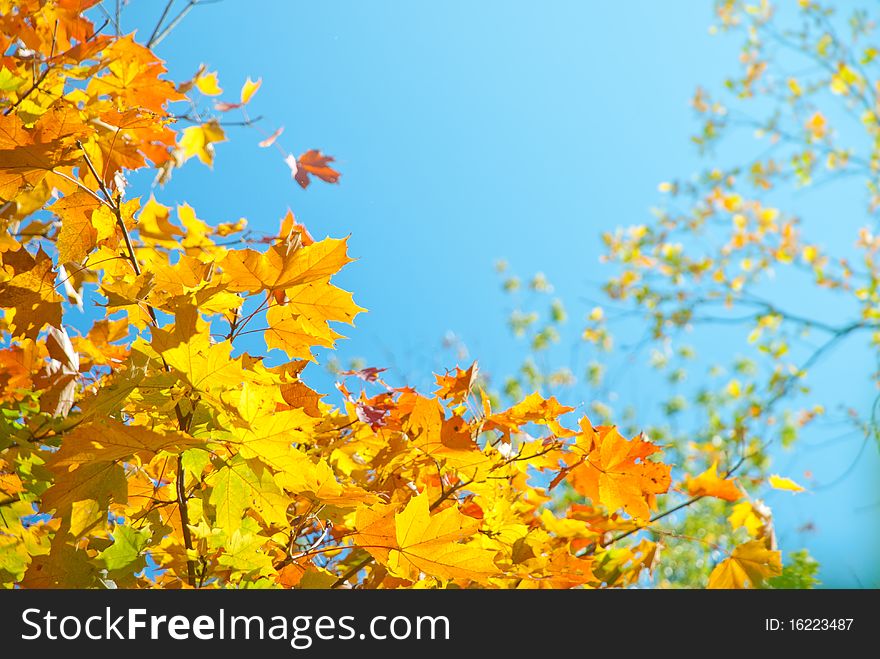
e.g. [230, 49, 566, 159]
[42, 461, 127, 516]
[259, 126, 284, 148]
[728, 501, 772, 538]
[355, 493, 499, 582]
[708, 540, 782, 589]
[178, 120, 226, 166]
[98, 525, 151, 572]
[768, 474, 806, 493]
[207, 455, 289, 535]
[293, 149, 341, 188]
[87, 35, 186, 112]
[0, 110, 83, 200]
[240, 76, 262, 104]
[568, 420, 671, 521]
[434, 362, 478, 406]
[48, 419, 202, 468]
[685, 461, 743, 502]
[0, 247, 63, 338]
[220, 237, 355, 294]
[195, 70, 223, 96]
[483, 391, 576, 442]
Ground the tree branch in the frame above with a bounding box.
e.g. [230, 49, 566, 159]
[75, 143, 199, 586]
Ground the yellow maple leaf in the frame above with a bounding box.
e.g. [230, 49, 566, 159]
[178, 120, 226, 166]
[483, 391, 576, 441]
[274, 454, 378, 507]
[220, 237, 354, 294]
[264, 305, 339, 360]
[50, 191, 101, 263]
[157, 332, 244, 392]
[48, 419, 200, 468]
[195, 70, 222, 96]
[354, 493, 499, 582]
[708, 540, 782, 589]
[728, 500, 771, 538]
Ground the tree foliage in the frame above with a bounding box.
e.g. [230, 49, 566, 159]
[0, 1, 796, 589]
[492, 0, 880, 587]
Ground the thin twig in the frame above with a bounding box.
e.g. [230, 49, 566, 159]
[148, 0, 200, 48]
[147, 0, 176, 47]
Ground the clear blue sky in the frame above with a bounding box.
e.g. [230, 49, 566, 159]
[118, 0, 879, 587]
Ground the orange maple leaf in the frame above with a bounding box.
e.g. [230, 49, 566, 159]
[433, 362, 478, 406]
[292, 149, 340, 188]
[684, 461, 743, 502]
[568, 419, 671, 521]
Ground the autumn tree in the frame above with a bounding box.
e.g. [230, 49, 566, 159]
[0, 1, 788, 590]
[493, 0, 880, 587]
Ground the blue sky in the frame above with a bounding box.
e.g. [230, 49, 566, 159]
[116, 0, 879, 587]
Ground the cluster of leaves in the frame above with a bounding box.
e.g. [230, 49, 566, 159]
[487, 0, 880, 587]
[0, 0, 785, 590]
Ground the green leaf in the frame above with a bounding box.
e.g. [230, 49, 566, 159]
[98, 525, 151, 572]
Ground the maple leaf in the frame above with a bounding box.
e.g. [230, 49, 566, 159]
[87, 35, 186, 112]
[728, 501, 772, 539]
[355, 400, 388, 430]
[0, 110, 83, 200]
[708, 540, 782, 589]
[220, 237, 354, 294]
[98, 525, 151, 572]
[355, 493, 499, 582]
[207, 455, 289, 535]
[194, 70, 223, 96]
[42, 461, 127, 516]
[568, 420, 671, 521]
[519, 546, 595, 589]
[293, 150, 341, 189]
[178, 120, 226, 166]
[264, 306, 338, 359]
[154, 332, 244, 393]
[21, 541, 100, 589]
[685, 461, 743, 502]
[434, 362, 478, 406]
[400, 393, 490, 474]
[0, 247, 63, 338]
[274, 453, 378, 507]
[48, 419, 202, 468]
[279, 380, 324, 417]
[50, 191, 110, 263]
[483, 391, 576, 442]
